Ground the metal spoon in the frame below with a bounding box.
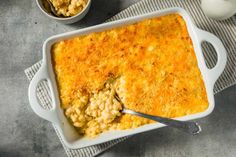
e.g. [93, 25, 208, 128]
[44, 0, 60, 17]
[114, 93, 201, 135]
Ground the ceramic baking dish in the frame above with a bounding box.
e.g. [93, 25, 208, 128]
[28, 7, 227, 149]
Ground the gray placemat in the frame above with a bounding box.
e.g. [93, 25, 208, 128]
[25, 0, 236, 156]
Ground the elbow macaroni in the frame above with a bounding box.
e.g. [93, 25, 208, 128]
[65, 82, 122, 137]
[48, 0, 88, 17]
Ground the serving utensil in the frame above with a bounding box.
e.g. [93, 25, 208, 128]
[44, 0, 60, 17]
[114, 93, 201, 135]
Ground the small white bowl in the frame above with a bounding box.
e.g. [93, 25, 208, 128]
[36, 0, 91, 24]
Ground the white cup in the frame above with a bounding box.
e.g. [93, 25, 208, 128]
[201, 0, 236, 20]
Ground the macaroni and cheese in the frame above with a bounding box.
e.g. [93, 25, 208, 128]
[51, 14, 209, 137]
[46, 0, 88, 17]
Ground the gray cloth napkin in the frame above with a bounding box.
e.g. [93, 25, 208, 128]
[25, 0, 236, 156]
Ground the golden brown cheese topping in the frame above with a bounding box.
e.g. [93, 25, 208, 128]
[52, 14, 208, 137]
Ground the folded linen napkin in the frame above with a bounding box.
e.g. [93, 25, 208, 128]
[25, 0, 236, 156]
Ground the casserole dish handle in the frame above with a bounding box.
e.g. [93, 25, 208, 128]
[28, 65, 59, 124]
[196, 29, 227, 84]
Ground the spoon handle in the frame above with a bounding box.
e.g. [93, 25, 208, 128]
[122, 108, 201, 135]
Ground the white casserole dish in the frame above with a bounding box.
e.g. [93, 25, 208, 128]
[28, 7, 227, 149]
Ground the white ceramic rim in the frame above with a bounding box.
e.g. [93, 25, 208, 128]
[28, 7, 227, 149]
[35, 0, 91, 21]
